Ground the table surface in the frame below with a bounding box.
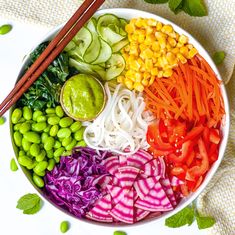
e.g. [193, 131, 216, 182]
[0, 18, 207, 235]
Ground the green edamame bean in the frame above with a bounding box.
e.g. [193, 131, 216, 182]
[54, 147, 65, 158]
[60, 221, 69, 233]
[46, 108, 55, 114]
[0, 116, 5, 125]
[19, 122, 31, 134]
[26, 160, 37, 170]
[11, 108, 22, 124]
[65, 139, 77, 151]
[55, 106, 64, 118]
[61, 150, 72, 156]
[24, 132, 41, 144]
[10, 158, 18, 171]
[43, 124, 51, 133]
[17, 117, 26, 123]
[33, 110, 43, 121]
[18, 155, 33, 167]
[41, 132, 49, 143]
[13, 123, 21, 131]
[113, 231, 127, 235]
[59, 117, 73, 128]
[70, 121, 82, 132]
[36, 115, 47, 122]
[62, 136, 72, 147]
[47, 159, 55, 171]
[36, 150, 46, 162]
[32, 122, 47, 132]
[19, 150, 26, 156]
[30, 143, 40, 157]
[44, 136, 55, 151]
[23, 107, 32, 120]
[50, 125, 59, 137]
[0, 24, 12, 35]
[14, 131, 23, 147]
[33, 174, 44, 188]
[57, 128, 71, 139]
[76, 140, 87, 147]
[54, 140, 62, 149]
[48, 116, 60, 125]
[46, 149, 54, 159]
[54, 155, 60, 163]
[34, 161, 48, 173]
[22, 138, 31, 151]
[74, 127, 85, 141]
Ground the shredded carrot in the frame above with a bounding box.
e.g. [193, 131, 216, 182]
[144, 55, 225, 126]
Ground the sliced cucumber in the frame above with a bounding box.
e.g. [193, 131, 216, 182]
[99, 26, 125, 45]
[112, 39, 129, 53]
[83, 19, 101, 63]
[64, 41, 76, 52]
[91, 37, 112, 64]
[72, 27, 92, 58]
[119, 18, 128, 36]
[97, 14, 121, 29]
[105, 54, 125, 80]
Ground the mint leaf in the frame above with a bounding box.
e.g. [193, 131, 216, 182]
[169, 0, 183, 13]
[213, 51, 226, 65]
[196, 215, 215, 229]
[16, 193, 42, 214]
[183, 0, 207, 16]
[144, 0, 169, 4]
[165, 206, 195, 228]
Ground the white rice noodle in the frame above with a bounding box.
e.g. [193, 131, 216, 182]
[83, 83, 155, 155]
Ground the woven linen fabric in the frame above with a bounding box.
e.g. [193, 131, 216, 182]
[0, 0, 235, 234]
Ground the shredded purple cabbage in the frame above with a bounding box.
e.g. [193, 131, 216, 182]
[44, 147, 110, 218]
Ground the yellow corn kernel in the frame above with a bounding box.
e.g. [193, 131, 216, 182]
[158, 56, 168, 67]
[130, 18, 137, 25]
[139, 43, 147, 52]
[145, 59, 153, 70]
[188, 48, 198, 58]
[117, 75, 125, 83]
[166, 52, 176, 64]
[152, 41, 160, 51]
[135, 72, 143, 83]
[161, 25, 173, 35]
[125, 24, 135, 34]
[151, 67, 159, 76]
[177, 53, 187, 64]
[154, 52, 161, 58]
[157, 71, 163, 78]
[138, 34, 145, 43]
[155, 31, 167, 40]
[159, 38, 166, 49]
[143, 71, 151, 79]
[142, 78, 149, 86]
[176, 42, 184, 48]
[166, 43, 172, 51]
[179, 34, 188, 44]
[141, 48, 154, 59]
[130, 60, 141, 71]
[135, 18, 147, 28]
[180, 46, 189, 57]
[149, 76, 156, 85]
[146, 26, 154, 35]
[168, 37, 177, 47]
[134, 82, 144, 92]
[125, 79, 134, 90]
[163, 69, 173, 77]
[156, 22, 163, 31]
[171, 47, 180, 54]
[140, 66, 145, 73]
[147, 18, 157, 26]
[187, 44, 194, 50]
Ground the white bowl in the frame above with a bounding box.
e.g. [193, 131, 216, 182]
[11, 8, 230, 227]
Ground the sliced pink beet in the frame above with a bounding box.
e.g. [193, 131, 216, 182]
[104, 156, 120, 175]
[119, 155, 127, 167]
[171, 176, 184, 186]
[127, 149, 152, 169]
[142, 159, 159, 177]
[135, 182, 173, 212]
[86, 194, 113, 222]
[134, 208, 150, 222]
[160, 178, 177, 206]
[110, 189, 134, 224]
[107, 185, 128, 204]
[115, 166, 139, 189]
[110, 176, 121, 186]
[158, 157, 166, 178]
[93, 175, 112, 189]
[134, 176, 160, 199]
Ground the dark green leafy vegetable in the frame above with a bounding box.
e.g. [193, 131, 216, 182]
[169, 0, 184, 14]
[213, 51, 226, 65]
[18, 42, 71, 110]
[16, 193, 42, 215]
[196, 214, 215, 229]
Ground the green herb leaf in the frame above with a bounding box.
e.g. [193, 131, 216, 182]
[213, 51, 226, 65]
[0, 24, 12, 35]
[169, 0, 183, 13]
[196, 215, 215, 229]
[182, 0, 207, 17]
[165, 206, 195, 228]
[16, 193, 42, 214]
[144, 0, 169, 4]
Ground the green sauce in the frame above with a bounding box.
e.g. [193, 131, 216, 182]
[61, 74, 105, 120]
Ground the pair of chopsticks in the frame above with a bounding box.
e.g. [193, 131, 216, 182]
[0, 0, 105, 117]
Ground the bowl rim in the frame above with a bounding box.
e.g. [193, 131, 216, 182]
[10, 8, 230, 228]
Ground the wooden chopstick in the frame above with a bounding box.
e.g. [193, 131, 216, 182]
[0, 0, 105, 116]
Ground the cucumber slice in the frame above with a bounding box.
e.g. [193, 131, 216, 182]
[99, 26, 125, 45]
[72, 27, 92, 58]
[64, 41, 76, 52]
[97, 14, 121, 29]
[83, 19, 101, 63]
[119, 18, 128, 36]
[112, 39, 129, 53]
[91, 37, 112, 64]
[105, 54, 125, 80]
